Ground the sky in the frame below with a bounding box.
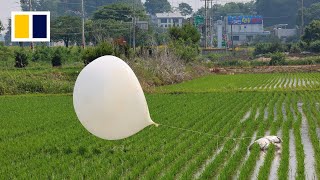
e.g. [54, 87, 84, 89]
[0, 0, 251, 33]
[0, 0, 21, 32]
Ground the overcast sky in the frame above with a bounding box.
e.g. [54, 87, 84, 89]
[0, 0, 21, 32]
[0, 0, 251, 33]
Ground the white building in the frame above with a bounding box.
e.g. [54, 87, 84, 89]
[152, 12, 185, 28]
[223, 16, 270, 46]
[273, 24, 297, 40]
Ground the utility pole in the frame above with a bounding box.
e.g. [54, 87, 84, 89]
[205, 0, 207, 48]
[231, 22, 234, 52]
[225, 17, 227, 53]
[132, 0, 136, 52]
[29, 0, 33, 50]
[301, 0, 304, 36]
[210, 0, 213, 47]
[81, 0, 86, 48]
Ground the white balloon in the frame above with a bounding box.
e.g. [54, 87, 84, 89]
[73, 55, 156, 140]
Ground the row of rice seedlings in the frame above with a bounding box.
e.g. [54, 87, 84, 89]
[43, 94, 188, 179]
[173, 93, 257, 179]
[277, 94, 292, 180]
[256, 93, 284, 180]
[85, 95, 204, 178]
[0, 97, 105, 177]
[2, 94, 195, 178]
[179, 97, 252, 179]
[198, 93, 274, 179]
[137, 93, 243, 179]
[216, 97, 264, 179]
[123, 93, 228, 178]
[123, 95, 223, 178]
[156, 93, 252, 179]
[303, 93, 320, 178]
[237, 93, 277, 179]
[93, 94, 225, 178]
[291, 92, 306, 179]
[269, 93, 286, 179]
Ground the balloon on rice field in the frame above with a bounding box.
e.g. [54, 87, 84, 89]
[73, 55, 156, 140]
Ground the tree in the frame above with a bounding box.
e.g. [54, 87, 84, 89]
[144, 0, 171, 15]
[194, 2, 256, 21]
[298, 3, 320, 26]
[302, 20, 320, 43]
[0, 20, 4, 33]
[178, 3, 193, 16]
[169, 24, 200, 44]
[51, 16, 81, 47]
[93, 3, 145, 22]
[85, 19, 130, 45]
[256, 0, 298, 27]
[20, 0, 144, 18]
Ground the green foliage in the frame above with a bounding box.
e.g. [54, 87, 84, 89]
[144, 0, 171, 14]
[0, 20, 4, 33]
[82, 42, 114, 65]
[93, 3, 145, 22]
[253, 34, 280, 44]
[302, 20, 320, 43]
[289, 43, 302, 53]
[168, 24, 201, 44]
[0, 46, 14, 62]
[14, 48, 29, 68]
[169, 39, 199, 63]
[195, 2, 256, 20]
[298, 3, 320, 26]
[309, 40, 320, 53]
[20, 0, 144, 18]
[269, 52, 286, 66]
[85, 19, 130, 45]
[32, 46, 52, 62]
[178, 3, 193, 16]
[256, 0, 298, 27]
[254, 42, 286, 55]
[51, 16, 81, 47]
[51, 48, 63, 67]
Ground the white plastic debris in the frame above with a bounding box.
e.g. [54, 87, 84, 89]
[249, 136, 282, 151]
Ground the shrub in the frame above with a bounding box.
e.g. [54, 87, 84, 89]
[254, 42, 285, 56]
[32, 46, 52, 62]
[169, 39, 199, 63]
[51, 48, 63, 67]
[290, 43, 301, 53]
[82, 42, 113, 65]
[309, 40, 320, 53]
[14, 49, 29, 68]
[269, 52, 286, 66]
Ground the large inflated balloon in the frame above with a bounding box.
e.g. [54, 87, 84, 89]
[73, 55, 156, 140]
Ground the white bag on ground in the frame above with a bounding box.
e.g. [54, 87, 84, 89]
[249, 136, 282, 151]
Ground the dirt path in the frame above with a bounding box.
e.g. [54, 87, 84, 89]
[298, 103, 317, 180]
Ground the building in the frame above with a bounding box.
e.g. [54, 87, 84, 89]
[217, 16, 270, 47]
[273, 24, 297, 40]
[152, 12, 185, 28]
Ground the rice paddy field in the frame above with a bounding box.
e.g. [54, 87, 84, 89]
[1, 73, 320, 179]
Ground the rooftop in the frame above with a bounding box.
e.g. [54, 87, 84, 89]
[155, 12, 184, 18]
